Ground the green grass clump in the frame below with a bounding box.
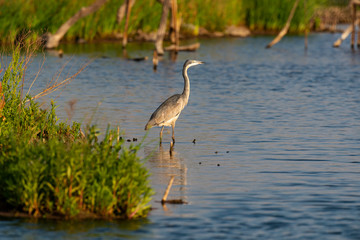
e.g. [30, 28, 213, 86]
[0, 46, 153, 219]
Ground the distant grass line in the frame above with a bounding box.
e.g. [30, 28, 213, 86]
[0, 0, 334, 45]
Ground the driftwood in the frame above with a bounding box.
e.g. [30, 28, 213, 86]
[45, 0, 108, 49]
[160, 176, 187, 204]
[155, 0, 171, 55]
[165, 43, 200, 52]
[161, 176, 174, 203]
[333, 19, 360, 47]
[266, 0, 300, 48]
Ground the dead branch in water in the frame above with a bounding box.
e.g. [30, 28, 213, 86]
[333, 19, 360, 47]
[46, 0, 108, 49]
[266, 0, 301, 48]
[161, 176, 187, 205]
[161, 176, 174, 203]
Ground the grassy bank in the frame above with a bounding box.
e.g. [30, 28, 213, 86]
[0, 45, 153, 219]
[0, 0, 335, 45]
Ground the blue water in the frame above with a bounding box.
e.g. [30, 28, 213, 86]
[1, 33, 360, 239]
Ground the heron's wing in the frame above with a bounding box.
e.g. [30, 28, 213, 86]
[148, 94, 184, 126]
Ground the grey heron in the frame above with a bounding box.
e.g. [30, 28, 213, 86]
[145, 59, 204, 146]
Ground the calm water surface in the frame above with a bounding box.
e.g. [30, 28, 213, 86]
[1, 33, 360, 239]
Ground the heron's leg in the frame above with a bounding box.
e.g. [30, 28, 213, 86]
[160, 126, 164, 145]
[171, 124, 175, 145]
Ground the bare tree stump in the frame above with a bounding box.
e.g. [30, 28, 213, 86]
[155, 0, 171, 55]
[266, 0, 300, 48]
[358, 17, 360, 47]
[45, 0, 108, 49]
[352, 2, 356, 49]
[350, 0, 360, 48]
[122, 0, 133, 48]
[304, 0, 308, 50]
[170, 0, 179, 51]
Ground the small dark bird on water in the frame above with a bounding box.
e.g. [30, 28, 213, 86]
[145, 59, 204, 146]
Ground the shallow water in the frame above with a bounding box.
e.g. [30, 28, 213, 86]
[1, 33, 360, 239]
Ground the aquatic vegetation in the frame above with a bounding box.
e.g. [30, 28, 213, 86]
[0, 0, 338, 45]
[0, 46, 153, 219]
[242, 0, 327, 32]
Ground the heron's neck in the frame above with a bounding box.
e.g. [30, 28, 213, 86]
[182, 66, 190, 100]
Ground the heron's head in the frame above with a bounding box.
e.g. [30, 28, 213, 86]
[184, 59, 204, 69]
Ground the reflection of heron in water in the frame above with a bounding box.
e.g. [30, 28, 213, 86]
[145, 60, 203, 146]
[144, 145, 187, 201]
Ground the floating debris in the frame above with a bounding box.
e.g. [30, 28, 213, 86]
[163, 199, 187, 204]
[128, 56, 148, 62]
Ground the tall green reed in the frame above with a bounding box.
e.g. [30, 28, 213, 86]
[0, 0, 334, 45]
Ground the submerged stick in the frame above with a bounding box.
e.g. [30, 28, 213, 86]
[161, 176, 175, 204]
[153, 50, 158, 71]
[266, 0, 300, 48]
